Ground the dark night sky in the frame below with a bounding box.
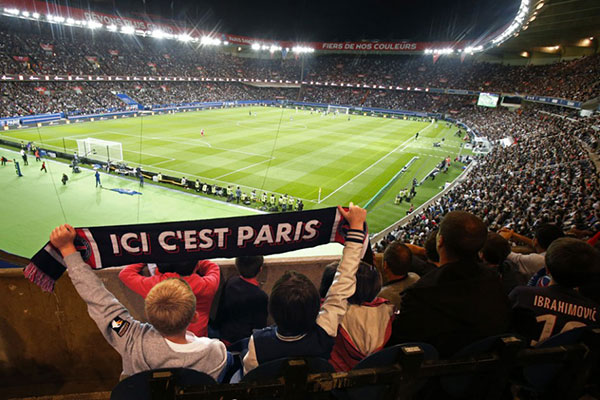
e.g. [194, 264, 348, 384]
[72, 0, 520, 42]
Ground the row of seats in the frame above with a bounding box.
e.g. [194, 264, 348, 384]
[112, 328, 600, 400]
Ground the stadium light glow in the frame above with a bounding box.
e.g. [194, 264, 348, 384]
[491, 0, 530, 46]
[107, 24, 117, 31]
[223, 41, 229, 45]
[292, 46, 314, 53]
[4, 8, 19, 15]
[424, 48, 454, 54]
[152, 29, 167, 39]
[178, 33, 192, 42]
[201, 36, 221, 45]
[269, 44, 282, 53]
[21, 11, 29, 17]
[121, 26, 135, 34]
[251, 43, 261, 50]
[66, 18, 75, 25]
[536, 2, 544, 9]
[32, 12, 40, 19]
[87, 20, 102, 29]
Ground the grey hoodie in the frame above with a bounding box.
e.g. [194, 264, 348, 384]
[64, 252, 228, 379]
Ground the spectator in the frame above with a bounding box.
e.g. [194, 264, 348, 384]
[329, 261, 395, 371]
[500, 224, 564, 278]
[480, 232, 528, 294]
[241, 204, 366, 374]
[388, 211, 511, 357]
[213, 256, 268, 345]
[119, 259, 220, 338]
[509, 237, 600, 345]
[49, 224, 228, 380]
[378, 241, 420, 309]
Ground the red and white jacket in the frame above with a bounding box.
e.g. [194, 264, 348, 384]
[329, 297, 395, 371]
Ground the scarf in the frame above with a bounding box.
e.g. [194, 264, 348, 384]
[25, 207, 370, 292]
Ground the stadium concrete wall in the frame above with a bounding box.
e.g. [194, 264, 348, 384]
[0, 256, 339, 398]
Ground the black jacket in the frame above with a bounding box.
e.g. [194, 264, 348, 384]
[215, 276, 268, 344]
[389, 260, 511, 357]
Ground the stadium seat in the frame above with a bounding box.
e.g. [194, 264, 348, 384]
[521, 327, 591, 394]
[440, 334, 523, 399]
[240, 357, 334, 383]
[337, 343, 438, 400]
[110, 368, 216, 400]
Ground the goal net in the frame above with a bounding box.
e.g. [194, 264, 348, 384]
[76, 138, 123, 162]
[326, 105, 350, 115]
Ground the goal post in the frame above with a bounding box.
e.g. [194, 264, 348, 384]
[326, 105, 350, 115]
[76, 138, 123, 163]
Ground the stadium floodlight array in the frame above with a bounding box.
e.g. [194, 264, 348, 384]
[292, 46, 315, 53]
[490, 0, 531, 47]
[424, 48, 454, 55]
[77, 138, 123, 163]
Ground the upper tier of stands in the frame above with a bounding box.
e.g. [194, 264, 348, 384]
[1, 16, 599, 106]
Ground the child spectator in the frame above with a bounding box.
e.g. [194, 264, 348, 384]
[329, 261, 395, 371]
[480, 232, 528, 294]
[119, 259, 220, 338]
[214, 256, 268, 345]
[509, 238, 600, 345]
[49, 224, 228, 380]
[242, 204, 367, 374]
[378, 241, 420, 309]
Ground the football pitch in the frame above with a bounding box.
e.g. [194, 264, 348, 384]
[0, 106, 468, 257]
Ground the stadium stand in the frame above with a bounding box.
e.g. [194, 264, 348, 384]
[1, 4, 600, 399]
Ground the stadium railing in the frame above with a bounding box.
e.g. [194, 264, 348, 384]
[128, 330, 600, 400]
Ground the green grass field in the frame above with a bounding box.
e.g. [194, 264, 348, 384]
[0, 106, 468, 257]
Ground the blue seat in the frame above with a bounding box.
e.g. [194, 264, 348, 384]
[110, 368, 216, 400]
[523, 327, 589, 393]
[440, 334, 521, 398]
[241, 357, 334, 383]
[353, 342, 438, 370]
[338, 343, 438, 400]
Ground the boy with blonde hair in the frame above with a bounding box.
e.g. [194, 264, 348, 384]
[49, 224, 229, 380]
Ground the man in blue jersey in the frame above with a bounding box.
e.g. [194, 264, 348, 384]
[509, 238, 599, 346]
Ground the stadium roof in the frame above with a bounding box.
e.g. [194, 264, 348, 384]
[86, 0, 521, 43]
[496, 0, 600, 52]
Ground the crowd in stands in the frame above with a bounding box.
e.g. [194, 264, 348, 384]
[3, 11, 600, 397]
[386, 111, 600, 248]
[1, 15, 600, 112]
[48, 198, 600, 393]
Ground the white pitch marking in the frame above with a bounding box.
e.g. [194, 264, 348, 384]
[214, 158, 274, 180]
[319, 121, 435, 202]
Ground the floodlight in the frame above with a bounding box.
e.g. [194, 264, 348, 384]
[223, 40, 229, 45]
[66, 18, 75, 24]
[178, 33, 192, 42]
[54, 16, 65, 23]
[21, 11, 30, 17]
[121, 26, 135, 34]
[4, 8, 19, 15]
[152, 29, 166, 39]
[32, 12, 40, 19]
[87, 20, 102, 29]
[107, 24, 117, 31]
[251, 43, 260, 50]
